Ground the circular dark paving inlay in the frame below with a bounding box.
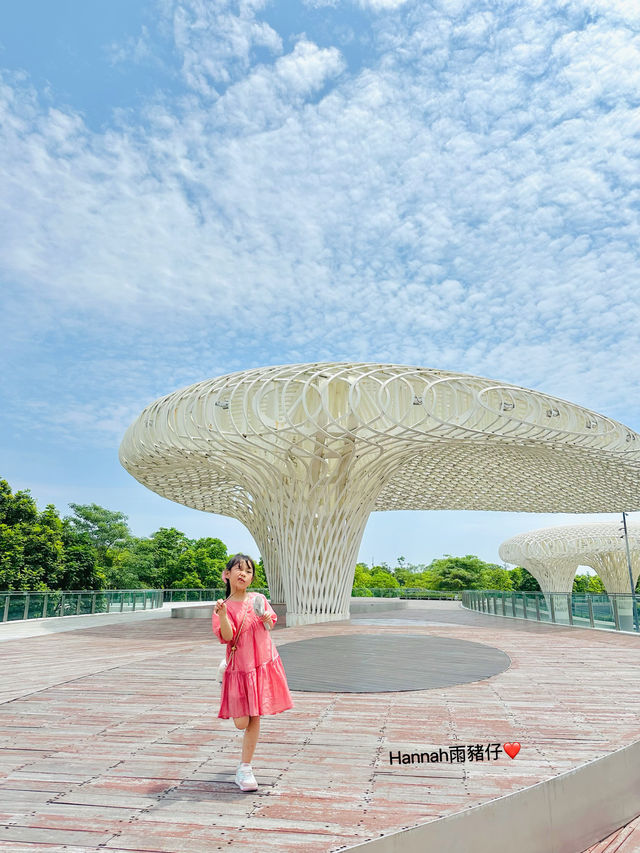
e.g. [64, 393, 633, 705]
[278, 634, 511, 693]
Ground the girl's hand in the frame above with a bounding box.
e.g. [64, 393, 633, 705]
[214, 598, 227, 616]
[261, 614, 273, 629]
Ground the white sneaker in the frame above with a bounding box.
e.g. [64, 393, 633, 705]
[252, 595, 266, 617]
[235, 764, 258, 792]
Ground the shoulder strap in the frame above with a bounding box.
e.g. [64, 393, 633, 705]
[227, 598, 250, 668]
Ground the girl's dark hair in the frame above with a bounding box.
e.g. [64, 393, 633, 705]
[224, 554, 256, 598]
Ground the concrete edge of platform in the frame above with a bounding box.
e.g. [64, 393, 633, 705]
[342, 737, 640, 853]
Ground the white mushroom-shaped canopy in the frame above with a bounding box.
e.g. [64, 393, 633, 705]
[120, 363, 640, 625]
[499, 522, 640, 594]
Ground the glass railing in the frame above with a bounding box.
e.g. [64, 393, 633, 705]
[161, 587, 460, 602]
[462, 590, 640, 633]
[161, 588, 268, 602]
[0, 589, 164, 622]
[351, 588, 460, 599]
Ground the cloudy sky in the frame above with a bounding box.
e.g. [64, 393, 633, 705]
[2, 0, 640, 569]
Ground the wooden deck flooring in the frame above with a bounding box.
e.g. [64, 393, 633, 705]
[0, 601, 638, 852]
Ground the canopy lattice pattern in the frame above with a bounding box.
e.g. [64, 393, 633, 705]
[120, 363, 640, 625]
[500, 523, 640, 595]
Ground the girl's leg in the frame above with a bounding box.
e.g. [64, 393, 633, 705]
[232, 715, 261, 764]
[242, 716, 260, 764]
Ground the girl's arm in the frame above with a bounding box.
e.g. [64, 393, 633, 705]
[262, 598, 277, 630]
[213, 600, 234, 642]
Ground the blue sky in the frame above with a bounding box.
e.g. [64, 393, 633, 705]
[2, 0, 640, 569]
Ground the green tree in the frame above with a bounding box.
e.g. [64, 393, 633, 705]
[102, 544, 146, 589]
[573, 573, 606, 594]
[58, 522, 100, 589]
[0, 524, 29, 589]
[391, 560, 436, 588]
[427, 555, 492, 590]
[177, 537, 229, 588]
[509, 567, 541, 592]
[369, 570, 400, 589]
[587, 574, 605, 594]
[0, 480, 38, 526]
[253, 557, 268, 589]
[0, 495, 66, 591]
[352, 562, 373, 590]
[67, 504, 130, 558]
[481, 566, 514, 591]
[172, 570, 204, 589]
[408, 570, 438, 589]
[572, 573, 589, 593]
[147, 527, 193, 587]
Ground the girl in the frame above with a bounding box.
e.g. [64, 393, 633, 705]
[212, 554, 293, 792]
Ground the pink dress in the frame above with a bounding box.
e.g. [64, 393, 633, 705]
[212, 592, 293, 720]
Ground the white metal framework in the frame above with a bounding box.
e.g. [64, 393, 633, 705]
[119, 363, 640, 625]
[499, 523, 640, 595]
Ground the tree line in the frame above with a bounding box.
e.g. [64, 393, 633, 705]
[0, 479, 266, 592]
[352, 555, 610, 595]
[0, 478, 616, 594]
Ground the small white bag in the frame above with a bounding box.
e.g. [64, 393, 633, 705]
[216, 657, 227, 683]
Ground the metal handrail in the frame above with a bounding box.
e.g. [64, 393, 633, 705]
[462, 589, 640, 634]
[0, 589, 164, 623]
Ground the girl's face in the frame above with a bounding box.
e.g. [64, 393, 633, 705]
[225, 560, 254, 592]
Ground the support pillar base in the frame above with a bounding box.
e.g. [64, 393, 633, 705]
[286, 610, 349, 627]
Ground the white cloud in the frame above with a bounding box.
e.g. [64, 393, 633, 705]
[2, 0, 640, 454]
[170, 0, 283, 93]
[107, 26, 153, 66]
[355, 0, 408, 10]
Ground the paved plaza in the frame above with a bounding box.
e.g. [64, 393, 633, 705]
[0, 601, 639, 852]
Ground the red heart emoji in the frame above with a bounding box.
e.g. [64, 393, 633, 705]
[504, 742, 521, 759]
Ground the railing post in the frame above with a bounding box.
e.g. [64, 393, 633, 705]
[588, 597, 594, 628]
[43, 593, 48, 618]
[612, 597, 621, 630]
[550, 595, 556, 623]
[535, 595, 541, 621]
[502, 592, 506, 616]
[76, 594, 81, 615]
[143, 592, 147, 610]
[120, 594, 124, 613]
[23, 594, 30, 620]
[132, 592, 136, 611]
[91, 593, 96, 614]
[2, 595, 9, 622]
[106, 593, 111, 613]
[567, 594, 573, 625]
[511, 594, 516, 617]
[522, 595, 528, 620]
